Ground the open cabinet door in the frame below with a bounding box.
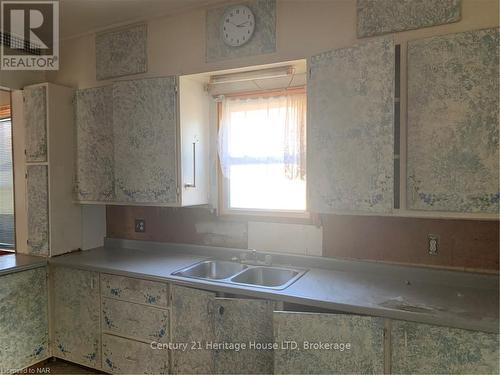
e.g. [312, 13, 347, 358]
[273, 311, 385, 374]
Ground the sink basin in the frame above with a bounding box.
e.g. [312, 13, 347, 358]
[230, 266, 305, 289]
[173, 260, 247, 280]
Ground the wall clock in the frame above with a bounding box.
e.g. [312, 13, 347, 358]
[221, 5, 255, 47]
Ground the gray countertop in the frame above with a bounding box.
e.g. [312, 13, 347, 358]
[50, 239, 499, 334]
[0, 253, 47, 276]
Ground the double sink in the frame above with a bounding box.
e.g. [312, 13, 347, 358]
[172, 260, 307, 290]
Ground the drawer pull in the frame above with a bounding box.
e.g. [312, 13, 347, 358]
[125, 356, 138, 362]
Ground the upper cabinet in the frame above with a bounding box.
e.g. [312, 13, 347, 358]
[308, 39, 395, 214]
[23, 86, 47, 162]
[12, 83, 82, 257]
[407, 28, 499, 213]
[75, 75, 209, 206]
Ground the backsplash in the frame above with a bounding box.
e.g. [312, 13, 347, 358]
[106, 206, 499, 274]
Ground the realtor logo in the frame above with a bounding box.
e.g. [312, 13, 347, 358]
[1, 0, 59, 70]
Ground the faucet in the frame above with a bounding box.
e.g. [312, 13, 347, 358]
[236, 249, 272, 266]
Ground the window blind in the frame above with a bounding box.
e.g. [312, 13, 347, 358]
[0, 116, 15, 249]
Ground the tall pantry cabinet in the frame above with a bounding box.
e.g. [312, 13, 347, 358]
[12, 83, 81, 256]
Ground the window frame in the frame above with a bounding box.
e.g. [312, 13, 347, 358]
[0, 89, 16, 252]
[216, 89, 310, 223]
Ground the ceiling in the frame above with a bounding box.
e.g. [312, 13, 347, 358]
[59, 0, 226, 40]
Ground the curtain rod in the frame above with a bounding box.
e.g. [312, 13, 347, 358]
[215, 85, 306, 100]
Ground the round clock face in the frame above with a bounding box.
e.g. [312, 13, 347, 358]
[221, 5, 255, 47]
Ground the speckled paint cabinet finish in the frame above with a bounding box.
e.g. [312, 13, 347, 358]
[213, 298, 281, 374]
[357, 0, 461, 38]
[23, 86, 47, 162]
[53, 267, 101, 369]
[102, 334, 169, 374]
[206, 0, 276, 62]
[27, 165, 49, 256]
[102, 297, 169, 342]
[274, 312, 385, 374]
[407, 28, 499, 213]
[0, 267, 48, 373]
[308, 39, 394, 213]
[100, 273, 169, 307]
[113, 77, 178, 204]
[392, 320, 499, 374]
[75, 86, 115, 202]
[96, 24, 147, 80]
[171, 285, 215, 374]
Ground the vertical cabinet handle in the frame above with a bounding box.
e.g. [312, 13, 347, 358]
[184, 142, 196, 188]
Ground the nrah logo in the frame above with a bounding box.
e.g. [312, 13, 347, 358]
[1, 1, 59, 70]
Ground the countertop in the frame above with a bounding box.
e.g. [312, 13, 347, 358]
[50, 239, 499, 334]
[0, 253, 47, 276]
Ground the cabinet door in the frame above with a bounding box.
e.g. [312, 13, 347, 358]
[113, 77, 178, 204]
[75, 86, 115, 202]
[308, 39, 394, 213]
[27, 165, 49, 256]
[273, 312, 385, 374]
[0, 267, 49, 372]
[23, 86, 47, 162]
[171, 285, 215, 374]
[407, 28, 499, 213]
[213, 298, 281, 374]
[391, 320, 499, 374]
[53, 267, 101, 369]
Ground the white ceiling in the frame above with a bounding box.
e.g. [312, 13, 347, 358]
[59, 0, 226, 40]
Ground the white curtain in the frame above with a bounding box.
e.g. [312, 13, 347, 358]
[218, 92, 306, 180]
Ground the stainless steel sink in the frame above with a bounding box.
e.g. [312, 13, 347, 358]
[172, 260, 247, 280]
[230, 266, 305, 289]
[172, 260, 307, 290]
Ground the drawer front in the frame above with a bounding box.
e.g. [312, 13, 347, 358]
[102, 298, 169, 342]
[102, 334, 169, 374]
[101, 273, 169, 307]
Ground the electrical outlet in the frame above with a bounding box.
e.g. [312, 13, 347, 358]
[135, 218, 146, 233]
[428, 234, 439, 255]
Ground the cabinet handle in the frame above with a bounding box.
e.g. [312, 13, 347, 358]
[125, 356, 138, 362]
[184, 142, 196, 188]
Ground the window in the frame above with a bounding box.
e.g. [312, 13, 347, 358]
[218, 89, 306, 215]
[0, 90, 14, 251]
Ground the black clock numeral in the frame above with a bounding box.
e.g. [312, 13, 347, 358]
[225, 18, 229, 23]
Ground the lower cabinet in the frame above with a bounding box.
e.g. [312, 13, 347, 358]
[52, 266, 101, 369]
[50, 267, 500, 375]
[0, 267, 49, 373]
[273, 311, 385, 374]
[391, 320, 500, 375]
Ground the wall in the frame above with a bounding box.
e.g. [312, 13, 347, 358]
[0, 71, 45, 90]
[51, 0, 499, 273]
[48, 0, 499, 88]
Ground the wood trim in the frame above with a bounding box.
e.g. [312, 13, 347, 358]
[216, 94, 309, 221]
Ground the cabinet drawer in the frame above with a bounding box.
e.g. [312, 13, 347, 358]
[102, 334, 169, 374]
[101, 273, 169, 307]
[102, 298, 169, 342]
